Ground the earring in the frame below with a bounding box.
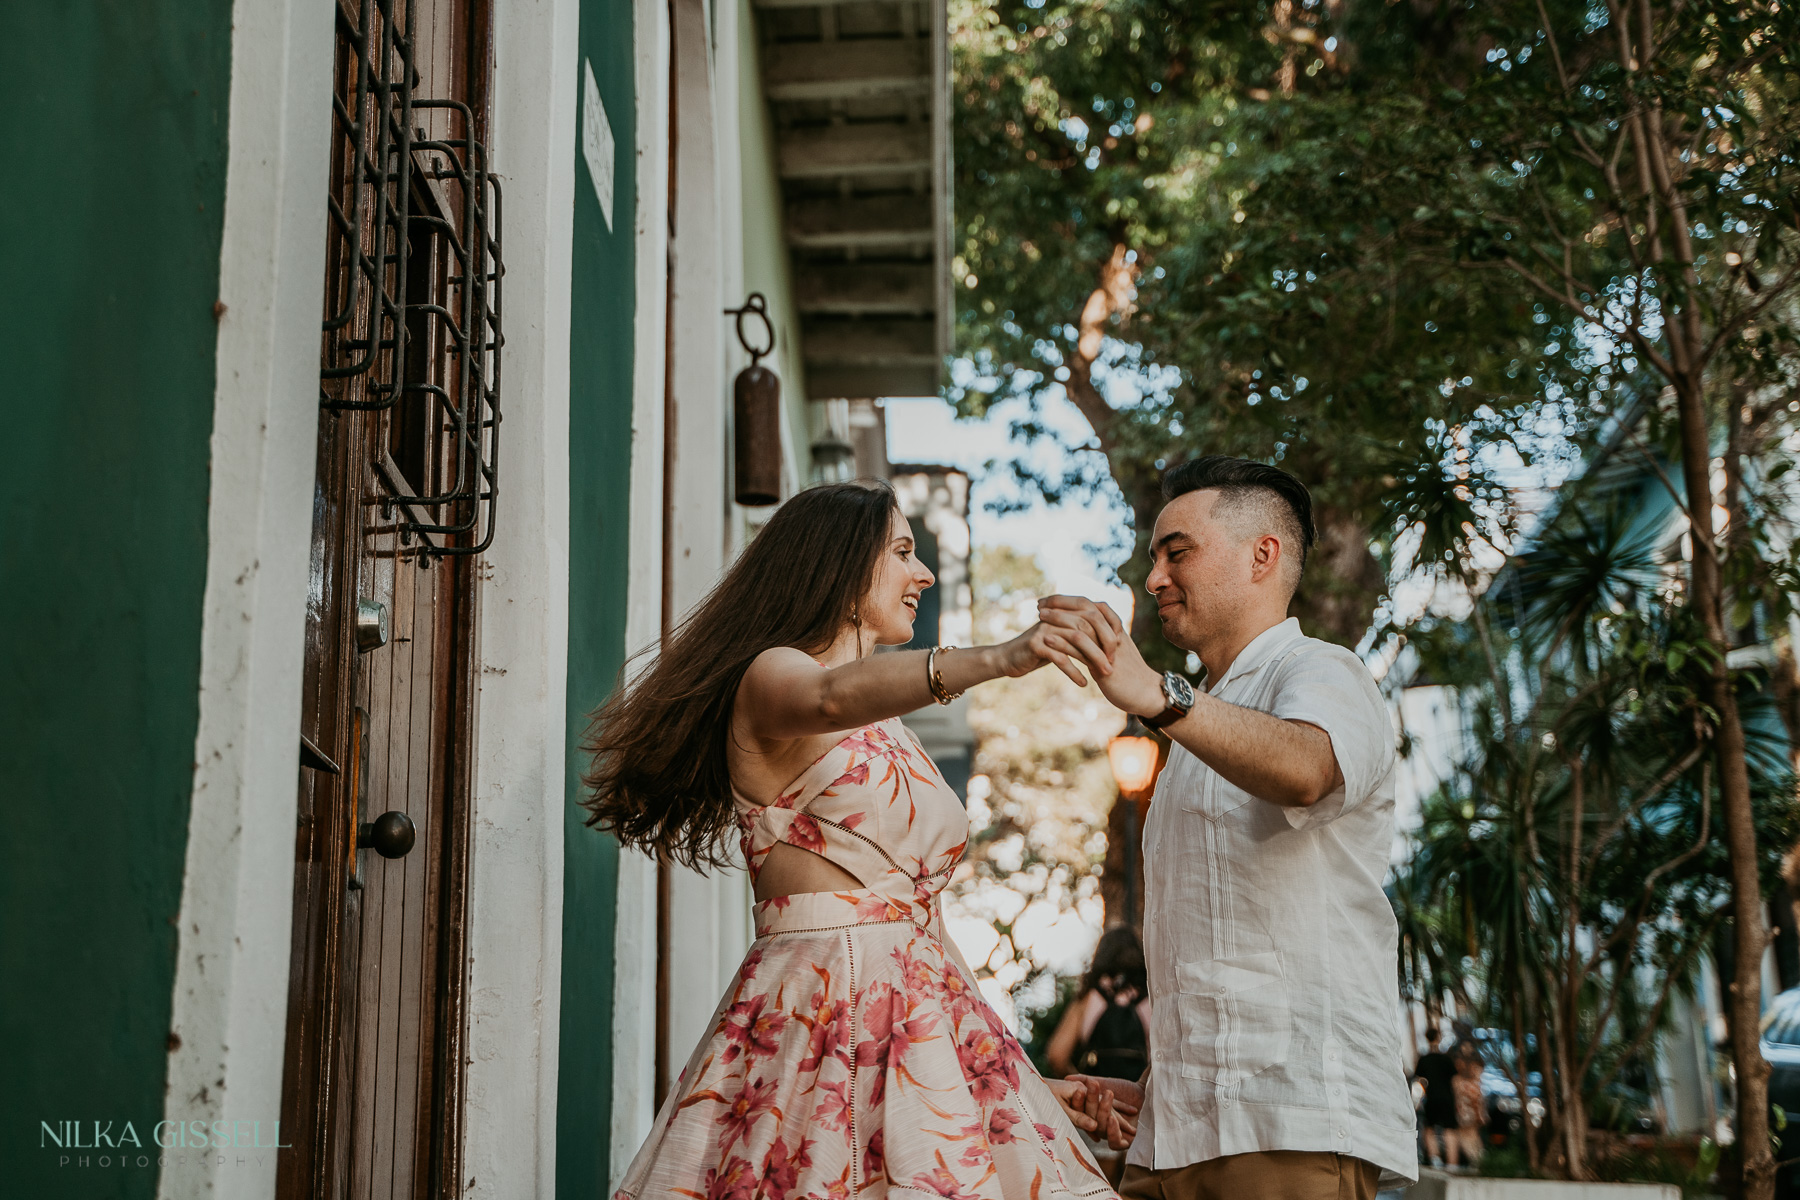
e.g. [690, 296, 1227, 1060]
[851, 602, 860, 626]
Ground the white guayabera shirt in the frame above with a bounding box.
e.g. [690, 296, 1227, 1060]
[1125, 618, 1417, 1186]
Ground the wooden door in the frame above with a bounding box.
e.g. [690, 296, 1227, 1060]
[279, 1, 498, 1196]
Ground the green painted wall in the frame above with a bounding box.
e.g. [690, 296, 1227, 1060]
[0, 3, 233, 1195]
[559, 0, 638, 1194]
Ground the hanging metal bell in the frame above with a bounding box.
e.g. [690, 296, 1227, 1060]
[734, 363, 782, 506]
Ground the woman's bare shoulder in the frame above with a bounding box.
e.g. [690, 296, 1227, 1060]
[744, 644, 819, 675]
[739, 646, 820, 699]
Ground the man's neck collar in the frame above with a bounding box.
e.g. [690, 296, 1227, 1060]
[1198, 616, 1302, 691]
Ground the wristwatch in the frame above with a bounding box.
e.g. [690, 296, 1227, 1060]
[1143, 671, 1195, 731]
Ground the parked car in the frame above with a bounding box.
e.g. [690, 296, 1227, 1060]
[1760, 989, 1800, 1200]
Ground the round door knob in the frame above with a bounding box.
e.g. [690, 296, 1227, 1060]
[358, 811, 416, 859]
[355, 599, 390, 653]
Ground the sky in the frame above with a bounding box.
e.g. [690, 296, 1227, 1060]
[883, 394, 1139, 624]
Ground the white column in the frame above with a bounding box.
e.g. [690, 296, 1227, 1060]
[610, 0, 672, 1179]
[662, 0, 755, 1079]
[160, 0, 335, 1196]
[459, 0, 581, 1196]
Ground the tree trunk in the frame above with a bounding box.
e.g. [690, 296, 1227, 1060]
[1557, 886, 1591, 1179]
[1513, 981, 1543, 1175]
[1290, 503, 1387, 646]
[1562, 1082, 1590, 1182]
[1674, 373, 1775, 1200]
[1536, 997, 1566, 1176]
[1058, 245, 1186, 667]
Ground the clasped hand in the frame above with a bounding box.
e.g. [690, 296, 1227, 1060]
[1031, 596, 1165, 718]
[1045, 1075, 1143, 1151]
[995, 595, 1127, 688]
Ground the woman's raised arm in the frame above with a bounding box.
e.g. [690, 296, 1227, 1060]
[736, 616, 1117, 743]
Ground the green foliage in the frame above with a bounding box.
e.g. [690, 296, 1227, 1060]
[952, 0, 1800, 645]
[1479, 1144, 1533, 1178]
[1392, 483, 1798, 1174]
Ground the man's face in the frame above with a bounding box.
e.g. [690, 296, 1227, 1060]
[1142, 489, 1257, 653]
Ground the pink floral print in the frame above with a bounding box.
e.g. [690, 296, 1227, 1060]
[614, 718, 1115, 1200]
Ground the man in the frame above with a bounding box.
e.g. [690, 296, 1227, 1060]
[1042, 456, 1416, 1200]
[1413, 1026, 1460, 1168]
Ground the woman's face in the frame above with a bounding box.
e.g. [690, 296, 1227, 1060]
[861, 507, 936, 647]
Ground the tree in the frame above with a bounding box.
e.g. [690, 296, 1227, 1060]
[1337, 6, 1800, 1189]
[951, 0, 1579, 649]
[955, 3, 1800, 1188]
[1393, 483, 1797, 1181]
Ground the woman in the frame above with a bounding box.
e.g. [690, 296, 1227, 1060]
[1045, 927, 1151, 1083]
[1450, 1053, 1485, 1169]
[584, 482, 1127, 1200]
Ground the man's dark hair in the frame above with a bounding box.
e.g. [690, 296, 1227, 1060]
[1161, 455, 1317, 572]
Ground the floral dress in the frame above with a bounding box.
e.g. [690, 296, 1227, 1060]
[614, 718, 1116, 1200]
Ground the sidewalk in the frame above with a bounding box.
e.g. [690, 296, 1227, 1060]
[1394, 1168, 1680, 1200]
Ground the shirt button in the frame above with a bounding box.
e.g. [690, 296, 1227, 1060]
[1331, 1087, 1342, 1096]
[1337, 1130, 1347, 1140]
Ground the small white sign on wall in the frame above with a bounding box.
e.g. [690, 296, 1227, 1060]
[582, 58, 616, 231]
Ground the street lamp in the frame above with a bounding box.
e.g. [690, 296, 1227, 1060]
[1107, 715, 1161, 930]
[809, 429, 856, 485]
[1107, 717, 1159, 800]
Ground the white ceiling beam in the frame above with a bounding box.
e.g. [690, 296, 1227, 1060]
[795, 263, 935, 314]
[802, 317, 938, 364]
[754, 0, 907, 10]
[805, 363, 940, 401]
[764, 40, 929, 101]
[778, 123, 930, 178]
[786, 193, 931, 250]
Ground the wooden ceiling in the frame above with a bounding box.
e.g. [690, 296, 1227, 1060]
[755, 0, 951, 400]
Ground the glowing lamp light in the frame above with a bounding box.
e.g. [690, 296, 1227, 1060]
[1107, 719, 1160, 799]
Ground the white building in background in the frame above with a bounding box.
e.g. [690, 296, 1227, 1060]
[892, 465, 976, 796]
[814, 398, 977, 803]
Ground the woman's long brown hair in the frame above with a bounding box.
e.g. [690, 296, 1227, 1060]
[579, 481, 901, 870]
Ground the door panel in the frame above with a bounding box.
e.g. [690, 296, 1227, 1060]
[279, 0, 493, 1196]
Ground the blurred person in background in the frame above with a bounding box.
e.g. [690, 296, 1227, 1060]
[1413, 1027, 1459, 1168]
[1450, 1053, 1485, 1169]
[1047, 926, 1154, 1081]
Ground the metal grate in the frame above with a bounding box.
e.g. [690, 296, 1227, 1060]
[322, 0, 503, 558]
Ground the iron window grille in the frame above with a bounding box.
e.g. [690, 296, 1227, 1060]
[321, 0, 503, 558]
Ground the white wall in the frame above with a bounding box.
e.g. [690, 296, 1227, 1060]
[662, 0, 756, 1085]
[460, 1, 582, 1196]
[159, 0, 334, 1195]
[610, 0, 671, 1179]
[612, 0, 757, 1172]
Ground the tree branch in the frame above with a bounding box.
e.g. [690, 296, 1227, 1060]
[1064, 243, 1139, 457]
[1585, 744, 1705, 874]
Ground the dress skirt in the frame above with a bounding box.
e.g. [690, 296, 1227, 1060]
[613, 888, 1117, 1200]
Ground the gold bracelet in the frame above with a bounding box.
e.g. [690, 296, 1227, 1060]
[927, 645, 963, 705]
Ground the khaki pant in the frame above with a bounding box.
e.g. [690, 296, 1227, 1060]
[1120, 1152, 1379, 1200]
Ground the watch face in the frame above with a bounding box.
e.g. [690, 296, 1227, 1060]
[1163, 671, 1195, 711]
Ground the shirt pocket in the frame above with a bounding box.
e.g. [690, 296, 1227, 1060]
[1171, 952, 1293, 1084]
[1175, 768, 1255, 822]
